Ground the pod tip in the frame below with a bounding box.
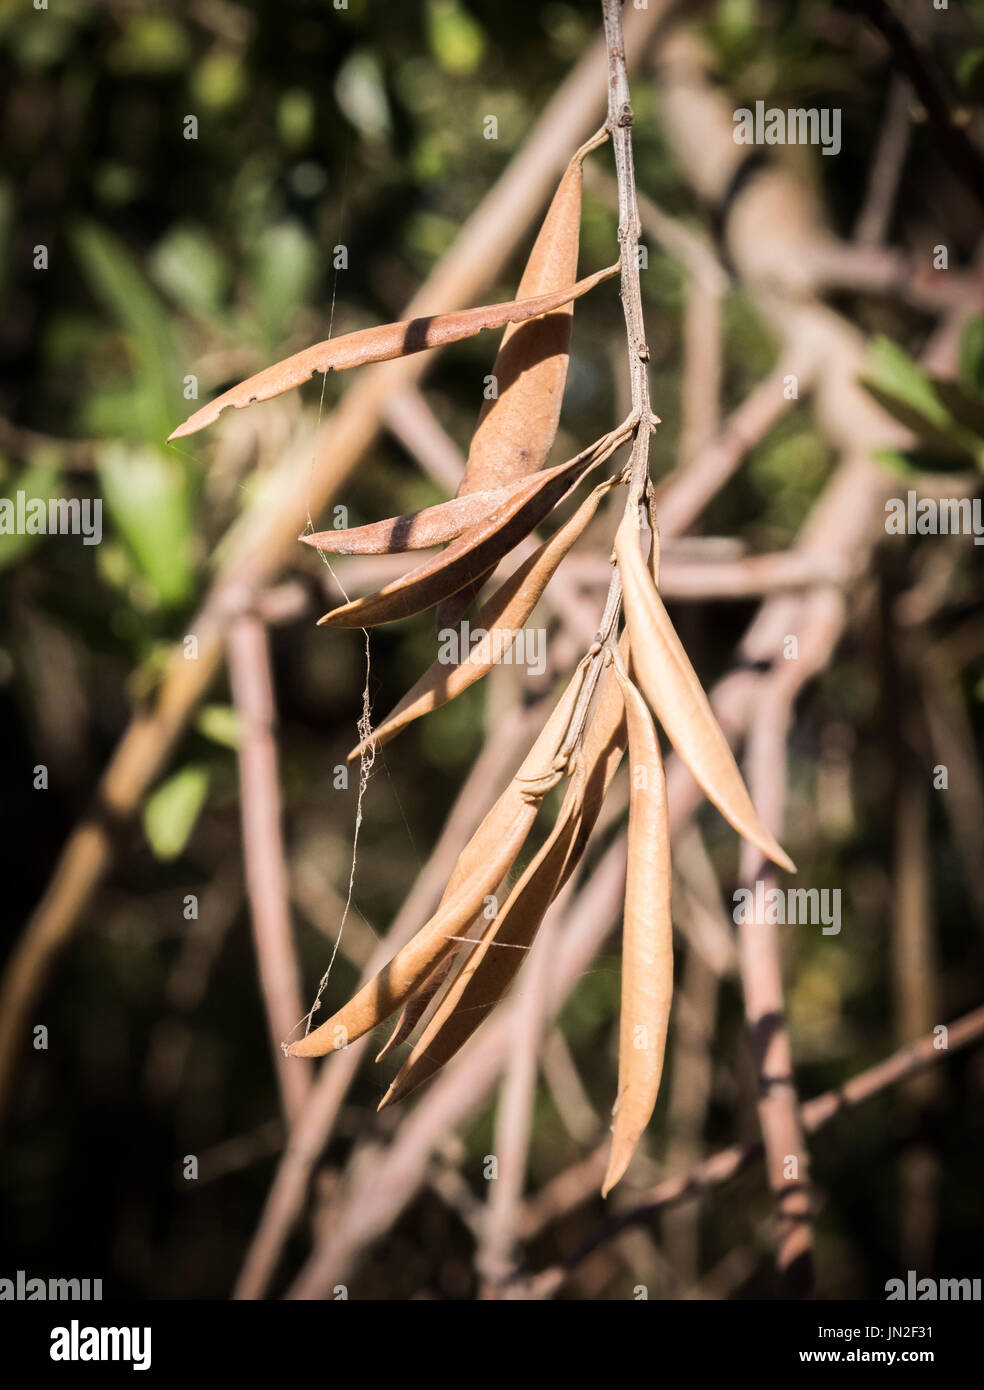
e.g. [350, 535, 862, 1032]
[772, 844, 797, 875]
[376, 1085, 398, 1112]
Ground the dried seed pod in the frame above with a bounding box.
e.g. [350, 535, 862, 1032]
[375, 648, 628, 1095]
[429, 133, 605, 631]
[287, 668, 585, 1058]
[457, 139, 596, 497]
[374, 948, 458, 1062]
[167, 265, 618, 442]
[560, 634, 629, 880]
[601, 667, 674, 1197]
[348, 478, 617, 758]
[615, 511, 796, 875]
[301, 482, 534, 555]
[378, 760, 588, 1108]
[316, 425, 627, 629]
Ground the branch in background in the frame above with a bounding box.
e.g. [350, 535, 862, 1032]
[382, 387, 466, 495]
[856, 0, 984, 211]
[227, 612, 310, 1127]
[679, 273, 724, 468]
[477, 882, 570, 1296]
[737, 677, 814, 1296]
[652, 355, 810, 538]
[0, 415, 98, 471]
[520, 1003, 984, 1297]
[853, 75, 912, 246]
[915, 620, 984, 933]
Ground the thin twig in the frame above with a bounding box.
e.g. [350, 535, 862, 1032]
[853, 76, 911, 245]
[737, 678, 814, 1296]
[227, 612, 310, 1127]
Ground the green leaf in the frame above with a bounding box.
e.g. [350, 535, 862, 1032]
[957, 46, 984, 90]
[248, 222, 319, 349]
[278, 89, 315, 149]
[150, 226, 229, 325]
[143, 764, 210, 861]
[109, 15, 190, 75]
[932, 380, 984, 441]
[959, 318, 984, 397]
[191, 50, 247, 111]
[863, 382, 979, 463]
[862, 336, 983, 467]
[867, 336, 949, 424]
[97, 443, 195, 608]
[72, 222, 181, 444]
[196, 704, 241, 749]
[0, 457, 61, 571]
[427, 1, 486, 76]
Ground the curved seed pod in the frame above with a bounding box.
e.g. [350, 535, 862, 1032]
[287, 668, 585, 1058]
[457, 139, 597, 497]
[167, 264, 618, 442]
[301, 482, 532, 555]
[348, 478, 617, 759]
[317, 426, 626, 629]
[375, 644, 609, 1060]
[429, 133, 606, 631]
[287, 824, 530, 1058]
[374, 800, 517, 1063]
[559, 635, 629, 883]
[378, 760, 588, 1109]
[614, 512, 796, 875]
[375, 649, 626, 1093]
[601, 668, 674, 1197]
[374, 948, 457, 1062]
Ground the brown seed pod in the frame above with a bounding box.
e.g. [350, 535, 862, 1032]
[614, 511, 796, 875]
[301, 481, 536, 555]
[456, 136, 600, 497]
[316, 424, 629, 629]
[430, 132, 605, 631]
[561, 633, 630, 879]
[601, 666, 674, 1197]
[287, 667, 586, 1058]
[374, 647, 629, 1098]
[378, 760, 588, 1109]
[348, 477, 618, 759]
[167, 264, 618, 442]
[373, 948, 458, 1063]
